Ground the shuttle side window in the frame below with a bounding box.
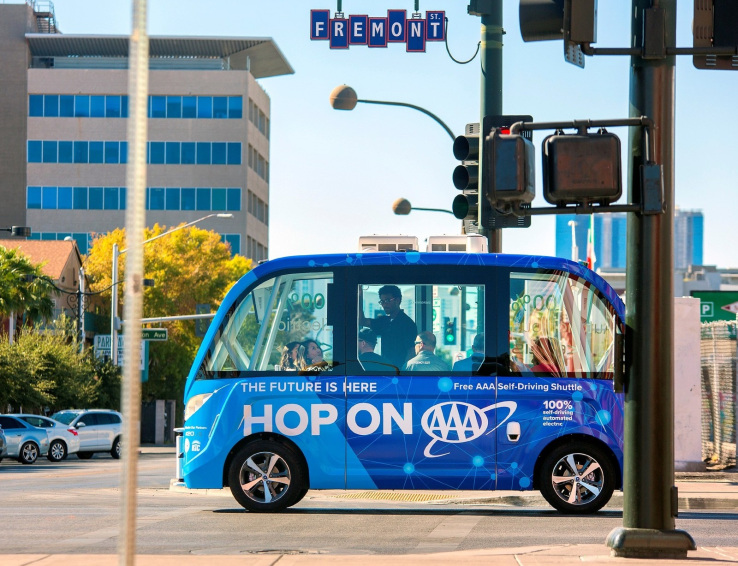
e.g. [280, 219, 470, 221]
[358, 282, 485, 374]
[508, 271, 616, 378]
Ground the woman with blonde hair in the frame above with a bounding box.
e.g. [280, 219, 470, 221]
[279, 341, 306, 371]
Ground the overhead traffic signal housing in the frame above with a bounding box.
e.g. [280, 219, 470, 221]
[693, 0, 738, 70]
[519, 0, 597, 67]
[542, 129, 622, 206]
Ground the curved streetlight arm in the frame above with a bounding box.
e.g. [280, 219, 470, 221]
[120, 213, 233, 254]
[111, 212, 232, 365]
[412, 206, 455, 215]
[358, 99, 456, 141]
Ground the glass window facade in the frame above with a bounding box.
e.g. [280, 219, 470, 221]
[29, 94, 243, 120]
[222, 234, 241, 255]
[29, 140, 179, 166]
[29, 141, 244, 166]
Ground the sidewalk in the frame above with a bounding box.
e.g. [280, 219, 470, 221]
[2, 545, 738, 565]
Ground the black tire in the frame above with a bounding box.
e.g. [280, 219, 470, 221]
[539, 442, 616, 514]
[294, 487, 309, 506]
[111, 437, 121, 459]
[77, 451, 94, 460]
[19, 442, 39, 465]
[48, 439, 67, 462]
[228, 440, 307, 512]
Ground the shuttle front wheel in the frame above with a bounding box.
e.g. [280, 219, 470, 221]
[228, 439, 307, 512]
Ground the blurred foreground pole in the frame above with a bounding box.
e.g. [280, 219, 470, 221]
[119, 0, 148, 564]
[607, 0, 695, 558]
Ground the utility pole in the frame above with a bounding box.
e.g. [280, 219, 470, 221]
[469, 0, 503, 252]
[607, 0, 695, 557]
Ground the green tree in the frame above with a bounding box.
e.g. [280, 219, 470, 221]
[0, 321, 101, 412]
[85, 225, 251, 414]
[0, 246, 55, 326]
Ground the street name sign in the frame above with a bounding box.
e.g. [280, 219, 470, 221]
[93, 334, 150, 381]
[311, 9, 445, 52]
[142, 328, 168, 341]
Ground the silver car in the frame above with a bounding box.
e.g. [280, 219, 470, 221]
[0, 415, 50, 464]
[0, 428, 7, 461]
[13, 414, 81, 462]
[51, 410, 122, 459]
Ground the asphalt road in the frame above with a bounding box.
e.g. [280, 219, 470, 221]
[1, 452, 736, 555]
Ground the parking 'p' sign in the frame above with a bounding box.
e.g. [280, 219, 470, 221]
[311, 9, 445, 53]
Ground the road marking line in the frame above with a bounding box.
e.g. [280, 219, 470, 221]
[54, 507, 201, 551]
[415, 512, 482, 552]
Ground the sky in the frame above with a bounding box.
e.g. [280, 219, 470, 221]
[19, 0, 738, 267]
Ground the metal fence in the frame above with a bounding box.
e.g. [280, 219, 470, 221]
[700, 321, 737, 468]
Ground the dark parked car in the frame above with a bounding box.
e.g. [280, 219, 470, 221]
[0, 415, 50, 464]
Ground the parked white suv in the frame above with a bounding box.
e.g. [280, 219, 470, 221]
[51, 410, 122, 459]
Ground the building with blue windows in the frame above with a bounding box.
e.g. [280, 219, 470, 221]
[555, 214, 628, 269]
[0, 1, 292, 259]
[555, 208, 704, 271]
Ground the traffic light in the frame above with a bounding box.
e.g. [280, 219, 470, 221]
[443, 317, 457, 345]
[452, 124, 482, 233]
[453, 119, 533, 232]
[519, 0, 597, 67]
[541, 130, 622, 206]
[693, 0, 738, 70]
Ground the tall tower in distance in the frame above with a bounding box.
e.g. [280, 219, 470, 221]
[555, 209, 703, 270]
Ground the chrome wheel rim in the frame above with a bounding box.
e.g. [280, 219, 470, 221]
[239, 451, 291, 505]
[50, 442, 65, 460]
[550, 452, 604, 507]
[115, 440, 121, 457]
[22, 443, 38, 463]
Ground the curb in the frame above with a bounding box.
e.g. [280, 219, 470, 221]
[167, 482, 738, 510]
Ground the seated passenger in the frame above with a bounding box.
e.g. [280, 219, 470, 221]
[452, 333, 485, 372]
[530, 337, 559, 373]
[358, 327, 393, 371]
[279, 341, 306, 371]
[302, 339, 330, 371]
[403, 331, 450, 372]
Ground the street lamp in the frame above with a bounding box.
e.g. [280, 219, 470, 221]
[110, 213, 232, 365]
[392, 198, 454, 216]
[329, 85, 456, 141]
[0, 226, 32, 238]
[568, 220, 579, 262]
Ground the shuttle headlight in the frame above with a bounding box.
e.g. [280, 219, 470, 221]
[184, 393, 213, 422]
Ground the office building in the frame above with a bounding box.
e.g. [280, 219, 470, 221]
[0, 1, 292, 258]
[555, 214, 627, 269]
[673, 208, 704, 270]
[555, 208, 703, 271]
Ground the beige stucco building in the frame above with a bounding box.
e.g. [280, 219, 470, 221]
[0, 1, 292, 260]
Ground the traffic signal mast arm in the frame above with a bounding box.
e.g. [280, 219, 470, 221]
[486, 115, 663, 218]
[521, 0, 738, 69]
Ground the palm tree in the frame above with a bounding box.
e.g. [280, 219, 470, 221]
[0, 246, 55, 332]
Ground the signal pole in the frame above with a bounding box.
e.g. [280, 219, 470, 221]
[469, 0, 503, 252]
[607, 0, 695, 557]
